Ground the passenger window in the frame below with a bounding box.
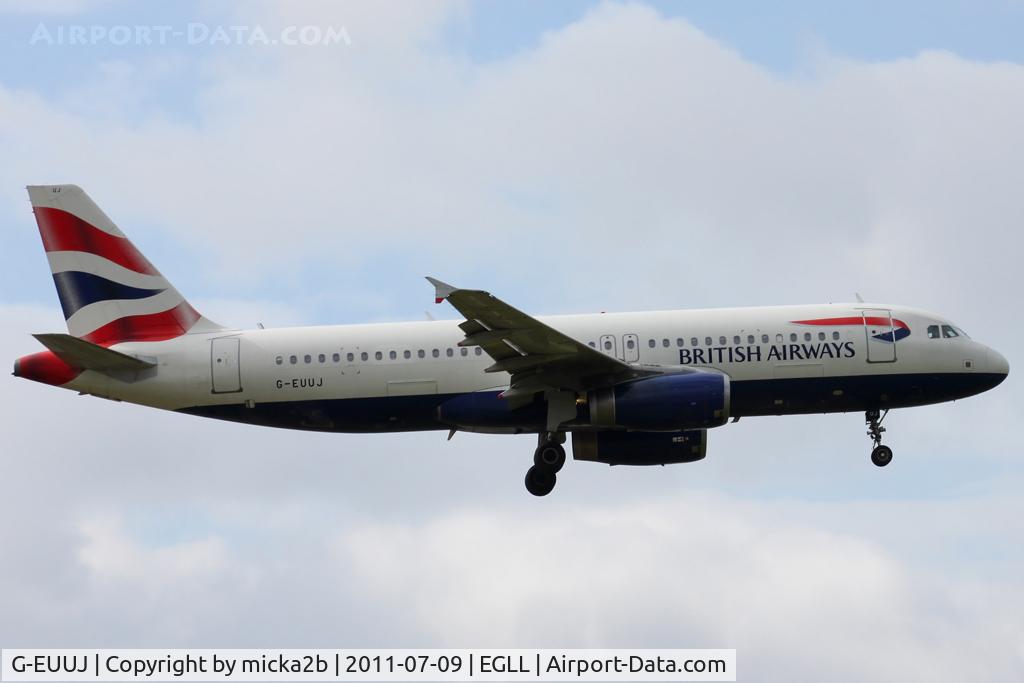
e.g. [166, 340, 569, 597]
[432, 349, 440, 358]
[719, 336, 726, 345]
[389, 350, 397, 360]
[832, 331, 840, 340]
[776, 334, 783, 343]
[818, 332, 826, 341]
[803, 333, 812, 341]
[942, 325, 959, 338]
[275, 355, 283, 365]
[417, 350, 425, 358]
[375, 351, 383, 361]
[705, 337, 712, 346]
[747, 335, 755, 344]
[346, 353, 354, 362]
[789, 333, 797, 342]
[761, 334, 769, 344]
[318, 353, 326, 363]
[332, 353, 340, 362]
[475, 347, 482, 355]
[460, 348, 468, 356]
[648, 339, 656, 348]
[361, 352, 368, 361]
[290, 355, 297, 365]
[446, 348, 453, 357]
[404, 350, 411, 359]
[662, 339, 670, 348]
[304, 354, 312, 364]
[733, 335, 741, 345]
[677, 338, 684, 347]
[927, 325, 941, 339]
[604, 340, 612, 351]
[588, 341, 596, 348]
[691, 337, 698, 346]
[626, 339, 635, 350]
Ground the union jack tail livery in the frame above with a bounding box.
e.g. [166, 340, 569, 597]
[27, 184, 221, 344]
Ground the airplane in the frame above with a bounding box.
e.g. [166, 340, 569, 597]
[14, 185, 1010, 496]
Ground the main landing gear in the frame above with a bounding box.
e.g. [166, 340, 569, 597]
[525, 432, 565, 497]
[866, 409, 893, 467]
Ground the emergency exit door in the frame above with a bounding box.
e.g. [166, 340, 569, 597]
[622, 333, 640, 362]
[599, 334, 618, 359]
[211, 337, 242, 393]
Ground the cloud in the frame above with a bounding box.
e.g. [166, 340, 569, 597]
[2, 1, 1022, 317]
[335, 494, 1024, 681]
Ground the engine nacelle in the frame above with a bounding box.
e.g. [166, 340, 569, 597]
[573, 429, 707, 465]
[587, 372, 729, 431]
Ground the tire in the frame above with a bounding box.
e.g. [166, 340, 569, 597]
[534, 443, 566, 473]
[524, 466, 557, 496]
[871, 445, 893, 467]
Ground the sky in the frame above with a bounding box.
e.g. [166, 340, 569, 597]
[1, 1, 1023, 680]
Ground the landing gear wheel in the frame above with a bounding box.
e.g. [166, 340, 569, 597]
[871, 445, 893, 467]
[865, 409, 892, 468]
[534, 443, 566, 473]
[525, 466, 557, 496]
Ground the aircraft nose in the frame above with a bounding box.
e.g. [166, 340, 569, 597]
[987, 348, 1009, 377]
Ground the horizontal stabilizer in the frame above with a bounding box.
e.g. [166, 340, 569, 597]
[32, 333, 156, 372]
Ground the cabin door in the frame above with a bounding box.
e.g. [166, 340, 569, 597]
[211, 337, 242, 393]
[863, 309, 897, 363]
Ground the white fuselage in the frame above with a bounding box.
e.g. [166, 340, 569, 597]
[57, 302, 1007, 434]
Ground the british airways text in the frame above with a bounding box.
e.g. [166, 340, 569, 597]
[679, 341, 856, 365]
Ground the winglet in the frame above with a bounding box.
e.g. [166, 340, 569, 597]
[426, 276, 457, 304]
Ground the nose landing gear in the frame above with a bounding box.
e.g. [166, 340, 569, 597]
[866, 409, 893, 467]
[525, 432, 565, 496]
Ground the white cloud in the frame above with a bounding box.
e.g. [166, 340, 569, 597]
[3, 1, 1021, 315]
[334, 494, 1024, 681]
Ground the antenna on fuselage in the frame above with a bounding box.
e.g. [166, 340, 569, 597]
[855, 292, 865, 303]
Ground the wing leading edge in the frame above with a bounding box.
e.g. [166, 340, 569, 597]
[426, 277, 654, 400]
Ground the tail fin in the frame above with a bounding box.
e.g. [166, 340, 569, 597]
[26, 184, 222, 344]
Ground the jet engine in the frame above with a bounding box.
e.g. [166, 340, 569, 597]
[585, 372, 729, 431]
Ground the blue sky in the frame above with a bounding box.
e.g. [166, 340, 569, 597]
[1, 2, 1022, 679]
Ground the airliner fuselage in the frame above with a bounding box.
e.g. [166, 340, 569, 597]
[14, 185, 1010, 496]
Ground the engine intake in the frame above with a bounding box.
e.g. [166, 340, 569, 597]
[573, 429, 707, 465]
[587, 372, 729, 431]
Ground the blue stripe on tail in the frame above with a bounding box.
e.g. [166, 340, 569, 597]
[52, 271, 166, 319]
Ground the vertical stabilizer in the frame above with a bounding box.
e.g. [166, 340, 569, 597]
[26, 184, 222, 344]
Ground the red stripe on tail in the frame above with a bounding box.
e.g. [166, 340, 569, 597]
[83, 302, 202, 345]
[34, 207, 159, 275]
[15, 350, 82, 386]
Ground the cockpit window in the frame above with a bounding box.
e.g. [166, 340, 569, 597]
[941, 325, 959, 338]
[927, 325, 941, 339]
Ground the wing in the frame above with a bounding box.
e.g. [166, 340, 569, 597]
[427, 277, 653, 399]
